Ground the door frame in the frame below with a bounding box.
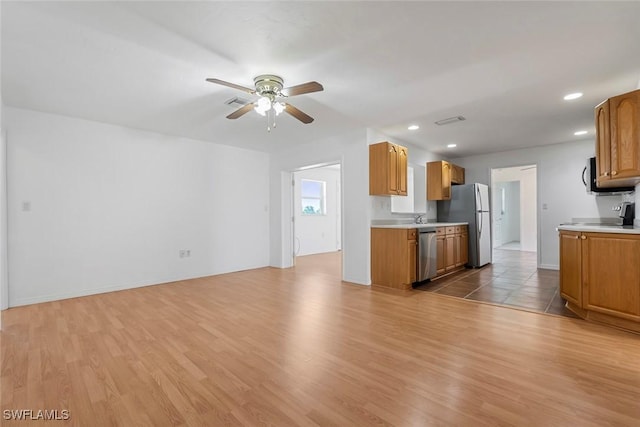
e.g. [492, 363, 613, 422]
[285, 161, 343, 269]
[490, 163, 540, 267]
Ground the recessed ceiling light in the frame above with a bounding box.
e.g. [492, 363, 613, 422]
[447, 144, 457, 148]
[564, 92, 583, 101]
[408, 125, 419, 130]
[574, 130, 588, 136]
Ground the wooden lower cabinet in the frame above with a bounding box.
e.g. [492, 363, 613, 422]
[444, 233, 456, 272]
[371, 228, 417, 290]
[582, 233, 640, 321]
[436, 225, 468, 278]
[371, 225, 469, 289]
[558, 230, 640, 331]
[436, 232, 446, 276]
[559, 230, 582, 306]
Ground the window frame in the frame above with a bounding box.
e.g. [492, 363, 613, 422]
[300, 179, 327, 216]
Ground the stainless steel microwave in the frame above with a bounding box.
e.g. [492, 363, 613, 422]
[583, 157, 634, 195]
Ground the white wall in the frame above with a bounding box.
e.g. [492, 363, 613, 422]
[502, 181, 521, 243]
[456, 139, 627, 269]
[294, 166, 341, 256]
[269, 129, 370, 285]
[0, 131, 7, 313]
[519, 167, 537, 251]
[0, 0, 6, 327]
[6, 107, 270, 306]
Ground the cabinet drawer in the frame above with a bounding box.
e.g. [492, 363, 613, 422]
[445, 226, 456, 235]
[436, 227, 445, 236]
[454, 226, 463, 233]
[407, 229, 417, 240]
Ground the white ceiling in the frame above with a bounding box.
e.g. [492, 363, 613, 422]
[3, 1, 640, 157]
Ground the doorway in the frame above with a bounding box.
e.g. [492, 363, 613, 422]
[291, 164, 342, 274]
[490, 165, 537, 253]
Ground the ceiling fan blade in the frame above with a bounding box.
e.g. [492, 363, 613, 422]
[281, 81, 324, 97]
[284, 103, 314, 124]
[206, 78, 256, 95]
[226, 103, 255, 119]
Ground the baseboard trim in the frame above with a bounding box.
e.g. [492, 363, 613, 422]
[539, 263, 559, 270]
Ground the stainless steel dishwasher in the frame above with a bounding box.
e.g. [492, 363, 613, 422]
[417, 227, 437, 282]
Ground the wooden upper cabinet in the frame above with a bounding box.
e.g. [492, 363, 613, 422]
[559, 230, 582, 306]
[595, 89, 640, 188]
[595, 99, 611, 185]
[451, 164, 465, 185]
[427, 161, 453, 200]
[369, 142, 408, 196]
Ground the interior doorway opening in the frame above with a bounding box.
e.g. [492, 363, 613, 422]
[490, 165, 537, 254]
[291, 164, 342, 275]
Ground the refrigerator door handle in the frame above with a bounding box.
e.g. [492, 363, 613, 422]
[476, 185, 483, 212]
[478, 211, 483, 236]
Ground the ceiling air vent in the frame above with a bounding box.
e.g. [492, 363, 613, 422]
[435, 116, 466, 126]
[224, 96, 249, 106]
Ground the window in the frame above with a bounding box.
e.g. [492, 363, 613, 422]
[301, 179, 326, 215]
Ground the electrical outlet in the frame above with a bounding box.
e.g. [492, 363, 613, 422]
[179, 250, 186, 258]
[185, 250, 191, 257]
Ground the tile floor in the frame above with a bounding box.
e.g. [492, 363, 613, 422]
[414, 249, 578, 318]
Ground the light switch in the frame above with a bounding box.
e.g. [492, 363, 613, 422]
[22, 201, 31, 212]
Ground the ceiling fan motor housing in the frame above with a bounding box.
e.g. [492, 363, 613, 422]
[254, 74, 284, 98]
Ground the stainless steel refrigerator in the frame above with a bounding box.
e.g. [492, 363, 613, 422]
[437, 183, 492, 267]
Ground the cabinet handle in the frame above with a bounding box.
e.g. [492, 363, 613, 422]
[603, 172, 610, 176]
[580, 235, 586, 240]
[611, 171, 618, 176]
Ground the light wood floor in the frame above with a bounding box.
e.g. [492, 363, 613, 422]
[2, 251, 639, 426]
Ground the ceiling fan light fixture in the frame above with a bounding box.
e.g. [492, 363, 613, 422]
[254, 96, 272, 116]
[273, 102, 285, 115]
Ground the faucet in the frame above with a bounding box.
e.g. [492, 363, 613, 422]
[414, 214, 426, 224]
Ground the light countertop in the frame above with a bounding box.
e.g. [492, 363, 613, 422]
[372, 222, 468, 229]
[557, 224, 640, 234]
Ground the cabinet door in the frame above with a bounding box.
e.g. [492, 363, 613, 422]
[436, 235, 445, 276]
[388, 144, 399, 194]
[444, 234, 456, 271]
[397, 145, 408, 196]
[595, 99, 611, 186]
[408, 237, 417, 284]
[460, 231, 469, 266]
[442, 162, 451, 199]
[582, 233, 640, 320]
[559, 231, 582, 306]
[427, 161, 453, 201]
[609, 90, 640, 181]
[451, 164, 465, 185]
[453, 233, 462, 267]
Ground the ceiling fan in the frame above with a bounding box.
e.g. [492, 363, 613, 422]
[206, 74, 323, 131]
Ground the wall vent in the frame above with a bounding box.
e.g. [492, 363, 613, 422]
[224, 96, 249, 106]
[435, 116, 466, 126]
